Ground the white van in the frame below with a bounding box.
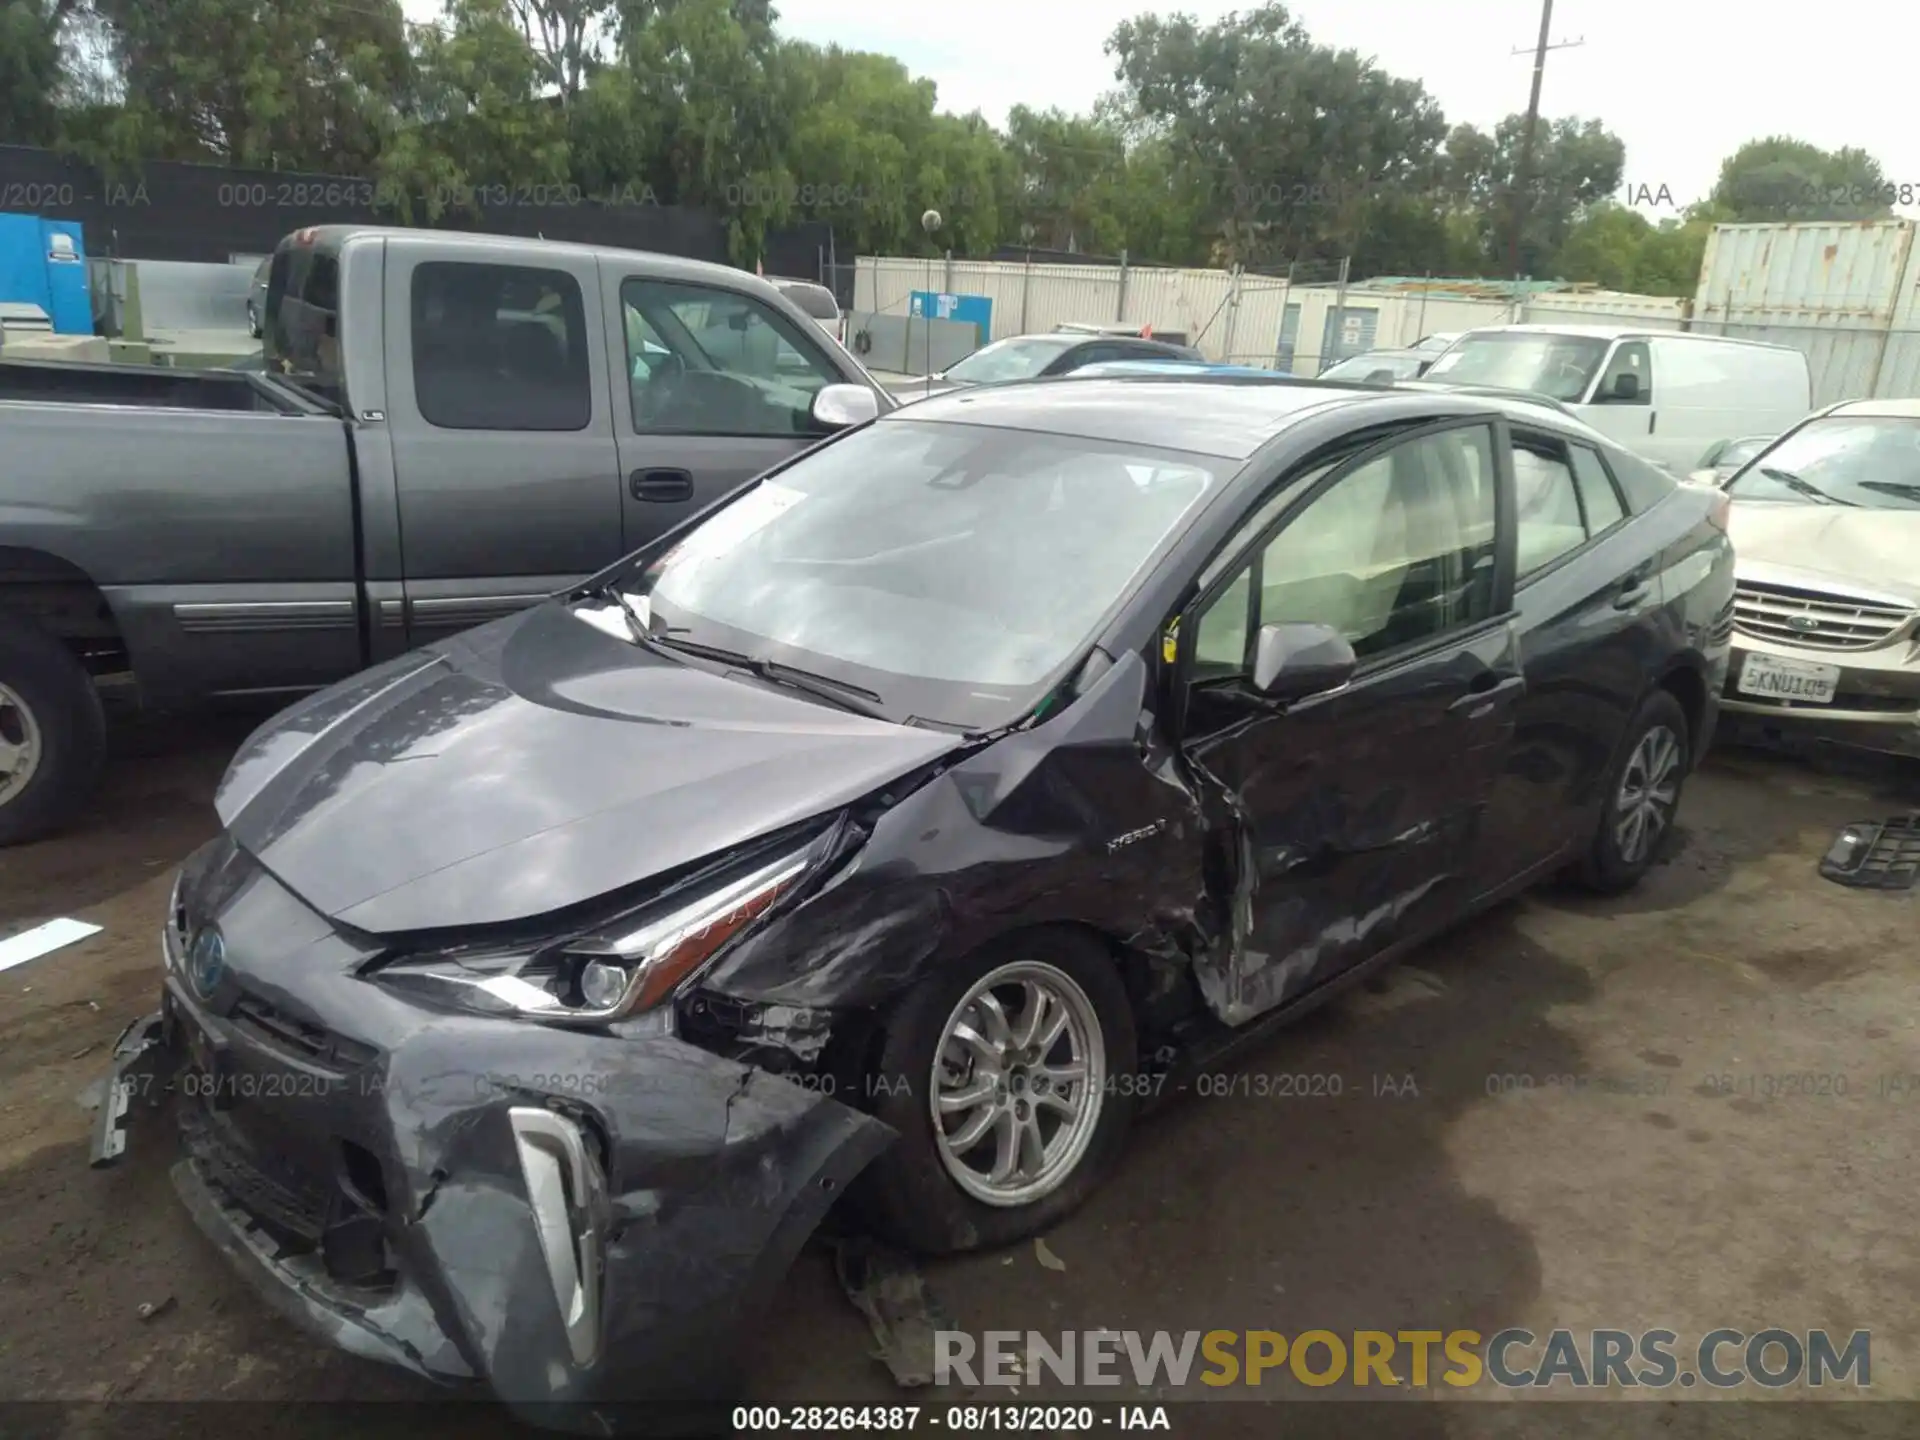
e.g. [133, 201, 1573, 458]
[1422, 325, 1812, 475]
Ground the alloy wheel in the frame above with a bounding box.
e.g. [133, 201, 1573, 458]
[1615, 723, 1681, 865]
[929, 960, 1107, 1208]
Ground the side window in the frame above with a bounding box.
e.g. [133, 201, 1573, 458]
[1513, 439, 1585, 577]
[410, 261, 590, 432]
[1594, 339, 1651, 405]
[1192, 426, 1498, 673]
[622, 278, 839, 437]
[1570, 445, 1627, 533]
[1058, 343, 1118, 371]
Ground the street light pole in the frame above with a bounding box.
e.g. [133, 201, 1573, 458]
[921, 208, 943, 379]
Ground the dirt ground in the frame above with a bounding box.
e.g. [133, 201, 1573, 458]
[2, 703, 1918, 1438]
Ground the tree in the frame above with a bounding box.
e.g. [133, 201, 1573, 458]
[1002, 106, 1129, 253]
[0, 0, 71, 145]
[1554, 200, 1652, 290]
[85, 0, 412, 171]
[1443, 114, 1625, 277]
[1107, 3, 1447, 267]
[505, 0, 613, 100]
[612, 0, 799, 261]
[376, 0, 570, 219]
[1709, 137, 1893, 222]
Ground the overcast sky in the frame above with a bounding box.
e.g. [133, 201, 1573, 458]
[772, 0, 1920, 217]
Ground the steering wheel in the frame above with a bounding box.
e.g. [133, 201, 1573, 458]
[632, 352, 688, 425]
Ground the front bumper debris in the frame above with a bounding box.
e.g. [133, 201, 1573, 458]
[90, 967, 896, 1434]
[89, 1010, 178, 1169]
[1820, 814, 1920, 890]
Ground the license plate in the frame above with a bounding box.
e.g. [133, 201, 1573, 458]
[1739, 653, 1841, 704]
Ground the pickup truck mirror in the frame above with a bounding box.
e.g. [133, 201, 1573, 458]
[1251, 622, 1356, 701]
[811, 384, 880, 431]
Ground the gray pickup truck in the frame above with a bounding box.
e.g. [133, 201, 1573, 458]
[0, 225, 891, 843]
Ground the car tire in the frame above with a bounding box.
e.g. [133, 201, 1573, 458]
[1574, 689, 1690, 894]
[0, 620, 106, 846]
[854, 928, 1137, 1255]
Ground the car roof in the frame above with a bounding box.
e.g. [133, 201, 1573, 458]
[1456, 322, 1799, 354]
[1827, 397, 1920, 419]
[291, 224, 773, 295]
[877, 375, 1596, 460]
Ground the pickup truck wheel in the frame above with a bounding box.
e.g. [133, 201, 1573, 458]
[853, 929, 1137, 1255]
[1574, 689, 1689, 894]
[0, 623, 106, 845]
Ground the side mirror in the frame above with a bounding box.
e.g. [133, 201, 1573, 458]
[1251, 622, 1356, 702]
[811, 383, 880, 430]
[1610, 371, 1640, 401]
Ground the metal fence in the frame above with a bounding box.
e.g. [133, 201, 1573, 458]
[851, 254, 1697, 374]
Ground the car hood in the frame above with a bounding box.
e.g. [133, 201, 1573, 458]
[1727, 502, 1920, 605]
[214, 602, 964, 935]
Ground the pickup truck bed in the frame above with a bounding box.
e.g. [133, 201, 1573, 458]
[0, 357, 299, 412]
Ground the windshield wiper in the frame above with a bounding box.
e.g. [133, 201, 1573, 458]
[646, 635, 890, 719]
[1758, 467, 1857, 507]
[1856, 479, 1920, 504]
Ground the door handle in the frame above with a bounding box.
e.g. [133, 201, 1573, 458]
[1449, 672, 1524, 713]
[1613, 566, 1654, 610]
[1647, 410, 1657, 434]
[630, 468, 694, 503]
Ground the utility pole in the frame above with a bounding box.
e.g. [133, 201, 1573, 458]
[1506, 0, 1584, 283]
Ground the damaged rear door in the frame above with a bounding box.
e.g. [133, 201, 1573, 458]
[1173, 419, 1521, 1026]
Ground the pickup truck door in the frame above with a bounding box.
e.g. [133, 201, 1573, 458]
[381, 237, 623, 647]
[603, 268, 854, 551]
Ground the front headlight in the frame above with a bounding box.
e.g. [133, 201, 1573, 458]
[369, 842, 816, 1026]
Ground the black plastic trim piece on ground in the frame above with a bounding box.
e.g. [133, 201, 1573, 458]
[1820, 814, 1920, 890]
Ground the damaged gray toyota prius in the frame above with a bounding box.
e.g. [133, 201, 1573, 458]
[92, 375, 1733, 1431]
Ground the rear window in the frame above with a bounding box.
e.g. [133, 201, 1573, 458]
[263, 242, 343, 406]
[777, 282, 840, 321]
[1603, 445, 1675, 514]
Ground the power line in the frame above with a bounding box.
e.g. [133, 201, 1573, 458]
[1505, 0, 1584, 278]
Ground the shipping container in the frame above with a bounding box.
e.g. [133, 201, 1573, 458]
[1693, 220, 1920, 405]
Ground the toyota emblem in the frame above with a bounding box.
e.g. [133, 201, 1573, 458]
[1786, 615, 1820, 632]
[187, 925, 226, 1000]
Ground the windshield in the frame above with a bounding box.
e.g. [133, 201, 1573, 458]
[619, 420, 1227, 728]
[1320, 353, 1421, 381]
[944, 336, 1079, 384]
[1715, 437, 1771, 471]
[1421, 332, 1610, 401]
[1726, 417, 1920, 509]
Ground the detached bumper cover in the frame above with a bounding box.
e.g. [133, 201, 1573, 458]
[97, 974, 894, 1433]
